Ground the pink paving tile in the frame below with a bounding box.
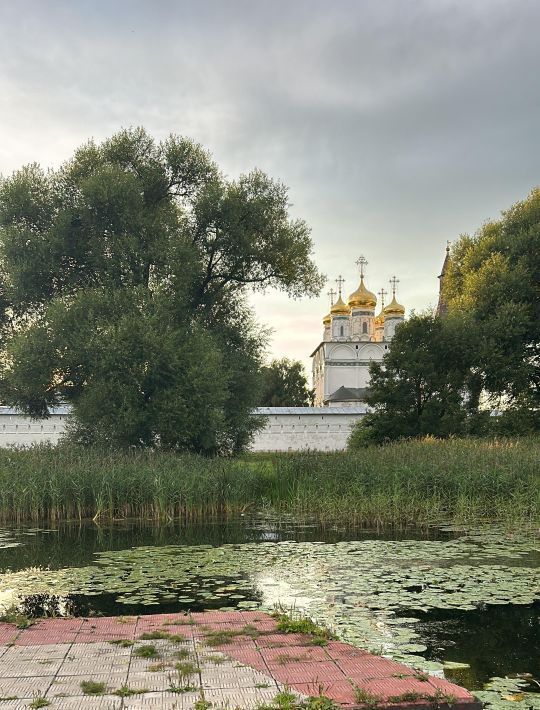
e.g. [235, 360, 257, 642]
[0, 623, 19, 644]
[270, 660, 346, 684]
[325, 641, 371, 659]
[337, 657, 419, 679]
[220, 647, 270, 672]
[292, 680, 358, 704]
[256, 632, 310, 647]
[240, 611, 275, 623]
[260, 644, 329, 666]
[426, 676, 476, 701]
[358, 677, 454, 701]
[191, 611, 247, 623]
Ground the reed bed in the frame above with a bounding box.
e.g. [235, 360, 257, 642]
[0, 437, 537, 527]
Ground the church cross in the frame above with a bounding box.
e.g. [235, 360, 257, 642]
[446, 239, 451, 253]
[356, 255, 368, 279]
[335, 275, 345, 297]
[327, 288, 336, 306]
[378, 288, 387, 308]
[389, 276, 399, 296]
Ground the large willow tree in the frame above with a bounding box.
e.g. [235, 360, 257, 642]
[0, 128, 323, 453]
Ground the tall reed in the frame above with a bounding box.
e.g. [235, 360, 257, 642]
[0, 438, 537, 528]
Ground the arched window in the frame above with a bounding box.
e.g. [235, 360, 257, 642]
[340, 325, 344, 337]
[362, 322, 368, 334]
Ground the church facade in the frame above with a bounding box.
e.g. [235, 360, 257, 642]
[311, 256, 405, 406]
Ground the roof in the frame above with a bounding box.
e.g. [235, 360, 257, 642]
[324, 386, 370, 403]
[0, 405, 71, 416]
[253, 406, 368, 415]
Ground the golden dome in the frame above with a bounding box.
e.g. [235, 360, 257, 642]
[384, 295, 405, 317]
[374, 308, 385, 327]
[322, 312, 331, 325]
[349, 277, 377, 309]
[330, 295, 351, 316]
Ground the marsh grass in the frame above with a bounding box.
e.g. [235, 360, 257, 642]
[0, 438, 537, 527]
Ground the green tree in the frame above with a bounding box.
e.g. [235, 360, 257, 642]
[349, 314, 479, 447]
[260, 358, 312, 407]
[0, 128, 323, 453]
[442, 188, 540, 409]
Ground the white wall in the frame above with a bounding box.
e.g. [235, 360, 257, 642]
[251, 407, 366, 452]
[0, 407, 68, 447]
[0, 406, 366, 452]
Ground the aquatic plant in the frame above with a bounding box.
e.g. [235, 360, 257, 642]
[0, 437, 536, 526]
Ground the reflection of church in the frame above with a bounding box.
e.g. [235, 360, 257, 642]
[311, 256, 405, 406]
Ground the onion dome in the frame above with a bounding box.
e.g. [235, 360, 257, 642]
[374, 307, 385, 327]
[322, 312, 331, 326]
[348, 277, 377, 309]
[331, 295, 351, 316]
[384, 295, 405, 317]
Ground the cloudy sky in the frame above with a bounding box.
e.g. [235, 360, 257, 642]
[1, 0, 539, 373]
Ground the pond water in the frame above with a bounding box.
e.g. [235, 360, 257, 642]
[0, 517, 538, 695]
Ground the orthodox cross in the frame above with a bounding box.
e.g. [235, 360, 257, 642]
[327, 288, 336, 307]
[389, 276, 399, 297]
[446, 239, 451, 253]
[356, 255, 368, 279]
[335, 275, 345, 297]
[378, 288, 387, 309]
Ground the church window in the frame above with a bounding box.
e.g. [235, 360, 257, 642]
[340, 325, 344, 336]
[362, 322, 368, 334]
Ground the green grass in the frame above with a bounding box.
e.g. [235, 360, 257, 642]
[0, 438, 537, 527]
[80, 680, 107, 695]
[133, 644, 159, 659]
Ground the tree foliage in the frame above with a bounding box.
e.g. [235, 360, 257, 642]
[0, 128, 323, 453]
[442, 187, 540, 408]
[260, 358, 312, 407]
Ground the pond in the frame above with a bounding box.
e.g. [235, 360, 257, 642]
[0, 517, 538, 697]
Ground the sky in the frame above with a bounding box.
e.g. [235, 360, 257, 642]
[1, 0, 539, 375]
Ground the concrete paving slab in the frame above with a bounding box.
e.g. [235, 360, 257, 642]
[0, 611, 481, 710]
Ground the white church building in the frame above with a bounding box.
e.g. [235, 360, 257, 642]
[311, 256, 405, 407]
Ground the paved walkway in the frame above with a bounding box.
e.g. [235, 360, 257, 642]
[0, 611, 480, 709]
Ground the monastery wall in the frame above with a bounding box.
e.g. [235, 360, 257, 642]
[250, 406, 367, 452]
[0, 406, 366, 452]
[0, 407, 69, 447]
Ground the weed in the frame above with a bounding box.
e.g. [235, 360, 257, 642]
[414, 671, 430, 682]
[134, 644, 159, 659]
[109, 639, 134, 647]
[193, 699, 212, 710]
[388, 692, 424, 703]
[174, 648, 192, 660]
[273, 611, 334, 641]
[29, 697, 50, 709]
[0, 607, 34, 629]
[353, 686, 382, 707]
[255, 683, 271, 688]
[242, 623, 261, 638]
[202, 653, 225, 665]
[175, 660, 200, 677]
[148, 662, 170, 672]
[138, 629, 185, 642]
[113, 685, 149, 697]
[169, 683, 198, 694]
[203, 629, 241, 646]
[80, 680, 107, 695]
